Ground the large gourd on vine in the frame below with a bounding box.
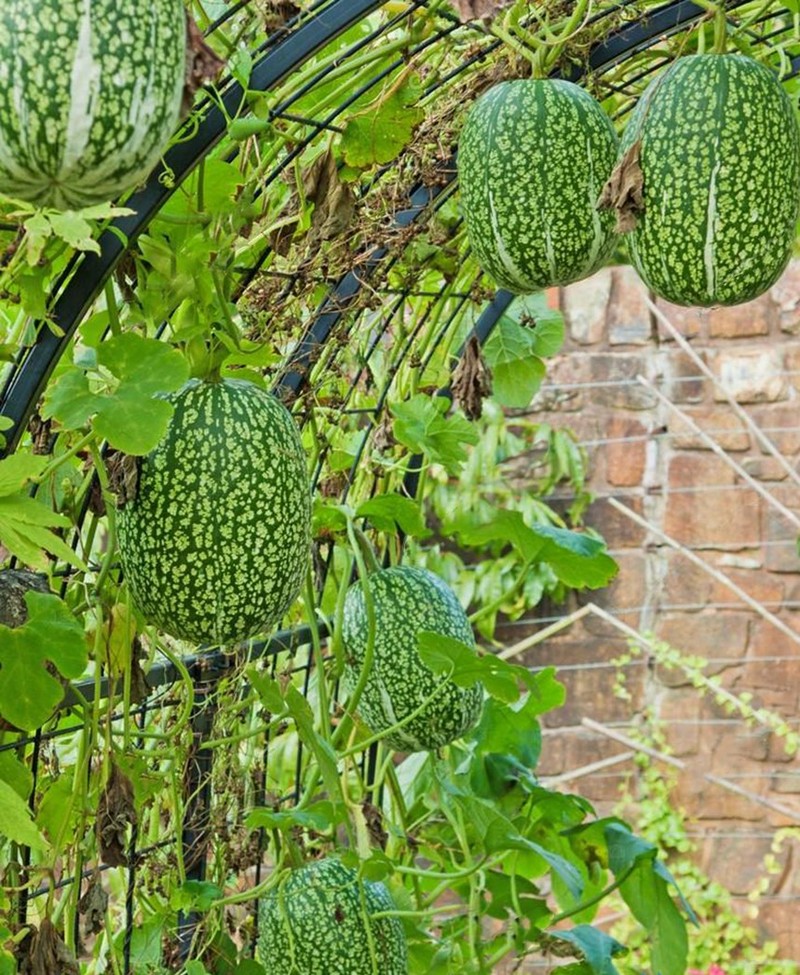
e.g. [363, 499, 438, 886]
[257, 858, 408, 975]
[0, 0, 187, 209]
[342, 566, 483, 753]
[458, 78, 620, 293]
[116, 378, 311, 647]
[607, 53, 800, 306]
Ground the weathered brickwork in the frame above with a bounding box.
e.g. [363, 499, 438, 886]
[502, 260, 800, 960]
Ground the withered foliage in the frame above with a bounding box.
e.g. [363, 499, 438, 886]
[96, 762, 137, 867]
[597, 139, 645, 233]
[452, 334, 492, 420]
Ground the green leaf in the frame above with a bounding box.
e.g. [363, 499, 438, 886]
[449, 510, 617, 589]
[0, 453, 47, 496]
[340, 75, 425, 168]
[44, 334, 189, 454]
[506, 292, 566, 357]
[0, 494, 87, 570]
[531, 524, 618, 589]
[48, 211, 100, 254]
[483, 317, 546, 408]
[285, 685, 343, 804]
[417, 631, 522, 702]
[0, 778, 47, 848]
[482, 870, 548, 925]
[170, 880, 223, 914]
[604, 822, 656, 876]
[42, 369, 97, 428]
[246, 804, 334, 833]
[0, 753, 34, 800]
[357, 494, 431, 538]
[466, 797, 583, 899]
[391, 394, 479, 476]
[448, 509, 546, 562]
[618, 864, 688, 975]
[248, 670, 287, 714]
[549, 926, 626, 975]
[0, 592, 88, 731]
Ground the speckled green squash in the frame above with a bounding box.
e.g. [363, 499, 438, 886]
[622, 53, 800, 307]
[116, 378, 311, 647]
[257, 858, 408, 975]
[458, 79, 619, 293]
[0, 0, 186, 209]
[342, 566, 483, 753]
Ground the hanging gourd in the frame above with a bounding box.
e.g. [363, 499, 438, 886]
[116, 378, 312, 647]
[458, 78, 620, 293]
[0, 1, 187, 209]
[602, 53, 800, 307]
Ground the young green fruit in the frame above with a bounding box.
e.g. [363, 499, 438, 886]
[257, 858, 408, 975]
[0, 0, 186, 209]
[116, 378, 311, 647]
[342, 565, 483, 752]
[617, 53, 800, 307]
[458, 78, 619, 293]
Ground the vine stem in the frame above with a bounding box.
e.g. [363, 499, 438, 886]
[32, 430, 95, 484]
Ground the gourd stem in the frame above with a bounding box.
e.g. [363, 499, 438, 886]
[489, 23, 539, 72]
[349, 522, 381, 575]
[713, 6, 728, 53]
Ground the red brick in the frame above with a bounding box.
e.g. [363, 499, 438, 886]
[662, 550, 714, 608]
[667, 452, 736, 489]
[711, 347, 787, 404]
[770, 258, 800, 334]
[655, 296, 706, 340]
[708, 293, 773, 338]
[668, 404, 750, 452]
[608, 265, 652, 346]
[708, 564, 785, 610]
[663, 481, 761, 547]
[699, 833, 780, 893]
[584, 494, 649, 549]
[589, 354, 658, 410]
[749, 402, 800, 455]
[561, 269, 612, 346]
[604, 415, 648, 487]
[653, 612, 749, 686]
[663, 348, 709, 404]
[756, 901, 800, 964]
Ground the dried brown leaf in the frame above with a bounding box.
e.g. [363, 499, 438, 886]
[16, 919, 79, 975]
[105, 450, 141, 509]
[372, 417, 395, 454]
[597, 139, 645, 234]
[0, 569, 50, 628]
[96, 762, 137, 867]
[78, 872, 109, 937]
[28, 413, 54, 456]
[452, 0, 513, 23]
[452, 334, 492, 420]
[183, 14, 226, 117]
[303, 150, 356, 246]
[259, 0, 301, 30]
[362, 800, 388, 850]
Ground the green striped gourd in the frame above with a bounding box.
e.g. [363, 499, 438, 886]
[457, 79, 619, 293]
[620, 54, 800, 307]
[0, 1, 186, 209]
[116, 378, 311, 647]
[257, 858, 408, 975]
[342, 565, 483, 753]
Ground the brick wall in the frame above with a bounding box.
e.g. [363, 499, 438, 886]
[501, 261, 800, 960]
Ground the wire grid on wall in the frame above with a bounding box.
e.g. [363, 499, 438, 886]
[0, 0, 798, 970]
